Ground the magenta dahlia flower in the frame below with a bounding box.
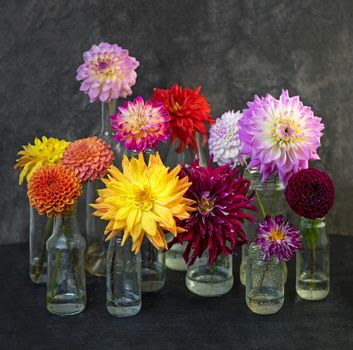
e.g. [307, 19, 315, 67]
[169, 160, 256, 266]
[256, 215, 301, 262]
[239, 90, 324, 185]
[76, 42, 139, 103]
[285, 168, 334, 219]
[208, 110, 245, 166]
[110, 96, 170, 152]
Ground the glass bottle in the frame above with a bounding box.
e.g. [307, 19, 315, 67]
[240, 169, 286, 286]
[29, 206, 53, 284]
[165, 134, 207, 271]
[141, 238, 166, 293]
[85, 100, 127, 277]
[106, 233, 142, 317]
[46, 210, 86, 316]
[296, 217, 329, 300]
[185, 251, 233, 297]
[246, 243, 284, 315]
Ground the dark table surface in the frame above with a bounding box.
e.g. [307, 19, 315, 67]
[1, 235, 352, 350]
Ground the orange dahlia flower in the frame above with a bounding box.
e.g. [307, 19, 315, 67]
[62, 136, 114, 183]
[28, 165, 82, 217]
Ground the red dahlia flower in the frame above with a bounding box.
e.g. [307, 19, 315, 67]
[169, 159, 256, 265]
[285, 168, 334, 219]
[152, 84, 214, 153]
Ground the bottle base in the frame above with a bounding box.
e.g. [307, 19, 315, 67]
[165, 244, 187, 271]
[30, 262, 47, 284]
[141, 265, 165, 293]
[296, 277, 329, 300]
[85, 245, 106, 277]
[246, 287, 284, 315]
[186, 275, 233, 297]
[106, 301, 141, 317]
[47, 293, 86, 316]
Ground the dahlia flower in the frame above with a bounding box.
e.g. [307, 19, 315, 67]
[239, 90, 324, 185]
[91, 153, 194, 253]
[285, 168, 334, 219]
[152, 84, 214, 153]
[28, 165, 82, 217]
[76, 42, 139, 103]
[111, 96, 170, 152]
[62, 136, 114, 183]
[208, 110, 245, 166]
[169, 160, 256, 266]
[15, 136, 70, 185]
[256, 215, 301, 262]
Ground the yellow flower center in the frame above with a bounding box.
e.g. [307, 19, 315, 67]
[198, 197, 214, 215]
[172, 102, 181, 112]
[134, 187, 154, 210]
[270, 229, 285, 241]
[272, 113, 303, 146]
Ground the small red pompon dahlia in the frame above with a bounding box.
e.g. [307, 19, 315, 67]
[169, 159, 256, 266]
[151, 84, 214, 153]
[285, 168, 334, 219]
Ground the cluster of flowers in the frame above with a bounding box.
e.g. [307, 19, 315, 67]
[16, 41, 335, 270]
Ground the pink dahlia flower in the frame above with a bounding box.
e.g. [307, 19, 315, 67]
[76, 42, 139, 103]
[239, 90, 324, 185]
[256, 215, 301, 262]
[111, 96, 171, 153]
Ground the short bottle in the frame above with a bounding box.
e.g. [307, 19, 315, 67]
[46, 211, 86, 316]
[185, 251, 233, 297]
[246, 243, 284, 315]
[240, 169, 286, 286]
[296, 217, 329, 300]
[141, 238, 166, 293]
[106, 233, 142, 317]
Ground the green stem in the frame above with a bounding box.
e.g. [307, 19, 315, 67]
[255, 191, 267, 219]
[34, 217, 54, 281]
[50, 250, 62, 298]
[268, 177, 278, 217]
[210, 261, 217, 274]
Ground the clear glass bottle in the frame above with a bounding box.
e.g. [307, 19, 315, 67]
[106, 233, 142, 317]
[296, 217, 329, 300]
[29, 206, 53, 284]
[240, 169, 286, 286]
[185, 251, 233, 297]
[141, 238, 166, 293]
[84, 100, 127, 277]
[165, 135, 207, 271]
[46, 210, 86, 316]
[246, 243, 284, 315]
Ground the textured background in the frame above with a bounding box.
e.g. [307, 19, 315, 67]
[1, 0, 352, 244]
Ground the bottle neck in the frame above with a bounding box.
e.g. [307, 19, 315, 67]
[53, 210, 79, 238]
[100, 100, 117, 141]
[244, 168, 284, 191]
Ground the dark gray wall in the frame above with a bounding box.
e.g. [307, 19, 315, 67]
[1, 0, 352, 244]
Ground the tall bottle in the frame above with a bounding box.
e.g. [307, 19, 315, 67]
[85, 100, 127, 277]
[165, 134, 207, 271]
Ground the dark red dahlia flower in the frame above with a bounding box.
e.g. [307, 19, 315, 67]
[169, 159, 256, 265]
[285, 168, 334, 219]
[151, 84, 214, 153]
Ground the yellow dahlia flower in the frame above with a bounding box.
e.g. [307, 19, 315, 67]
[91, 153, 194, 253]
[15, 136, 70, 185]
